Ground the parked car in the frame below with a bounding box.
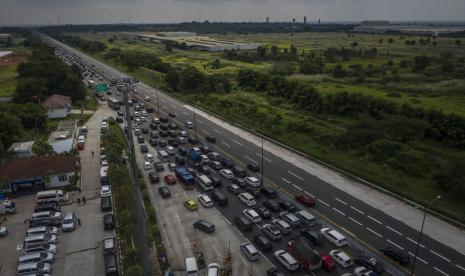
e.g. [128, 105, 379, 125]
[253, 234, 273, 251]
[354, 255, 385, 274]
[103, 214, 115, 230]
[226, 184, 241, 194]
[329, 250, 353, 268]
[354, 266, 377, 276]
[198, 194, 214, 208]
[149, 172, 160, 184]
[301, 229, 324, 246]
[193, 220, 215, 233]
[247, 163, 260, 172]
[254, 207, 271, 219]
[164, 175, 176, 185]
[263, 199, 281, 212]
[62, 212, 77, 232]
[155, 162, 164, 172]
[274, 250, 299, 271]
[260, 186, 277, 198]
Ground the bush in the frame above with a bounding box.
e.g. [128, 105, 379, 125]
[126, 265, 143, 276]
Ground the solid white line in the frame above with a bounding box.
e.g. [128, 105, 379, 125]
[317, 199, 330, 207]
[334, 197, 348, 205]
[386, 239, 404, 250]
[430, 250, 451, 262]
[281, 177, 291, 184]
[256, 153, 271, 162]
[244, 155, 258, 164]
[332, 207, 346, 216]
[222, 141, 231, 148]
[456, 264, 465, 272]
[304, 191, 315, 197]
[288, 171, 303, 180]
[223, 216, 232, 225]
[368, 215, 382, 225]
[201, 129, 210, 135]
[350, 206, 365, 215]
[213, 128, 221, 134]
[385, 225, 403, 236]
[433, 267, 449, 276]
[408, 251, 428, 264]
[233, 227, 243, 236]
[212, 244, 221, 257]
[239, 254, 248, 266]
[349, 217, 363, 226]
[175, 214, 181, 223]
[292, 184, 303, 191]
[232, 139, 242, 146]
[366, 227, 383, 238]
[406, 237, 425, 248]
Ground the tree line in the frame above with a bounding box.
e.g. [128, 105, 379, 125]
[52, 33, 107, 53]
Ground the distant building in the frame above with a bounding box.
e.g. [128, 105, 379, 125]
[42, 94, 72, 119]
[0, 33, 11, 42]
[361, 20, 390, 26]
[8, 141, 35, 158]
[0, 155, 78, 195]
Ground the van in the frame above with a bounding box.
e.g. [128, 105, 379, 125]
[27, 226, 59, 237]
[34, 203, 60, 213]
[260, 186, 277, 198]
[104, 253, 118, 275]
[196, 175, 213, 191]
[240, 242, 260, 261]
[185, 257, 198, 276]
[158, 150, 169, 161]
[18, 252, 54, 264]
[207, 151, 220, 161]
[232, 166, 246, 177]
[245, 176, 260, 188]
[320, 228, 347, 247]
[238, 193, 256, 207]
[210, 190, 228, 206]
[200, 155, 209, 164]
[234, 216, 252, 231]
[32, 211, 61, 220]
[36, 190, 69, 204]
[24, 233, 58, 246]
[295, 210, 317, 227]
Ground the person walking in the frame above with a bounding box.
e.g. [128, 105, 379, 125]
[77, 198, 81, 205]
[82, 196, 86, 204]
[91, 151, 94, 157]
[78, 217, 81, 226]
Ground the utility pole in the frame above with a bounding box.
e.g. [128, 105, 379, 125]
[193, 101, 197, 139]
[261, 135, 264, 187]
[155, 90, 160, 114]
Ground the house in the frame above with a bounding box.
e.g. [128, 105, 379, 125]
[0, 155, 79, 195]
[47, 120, 77, 153]
[42, 94, 72, 118]
[7, 141, 35, 158]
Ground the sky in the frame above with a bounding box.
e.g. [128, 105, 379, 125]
[1, 0, 465, 26]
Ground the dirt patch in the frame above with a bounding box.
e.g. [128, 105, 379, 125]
[0, 53, 27, 68]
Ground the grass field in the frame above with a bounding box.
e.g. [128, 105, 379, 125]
[0, 64, 18, 97]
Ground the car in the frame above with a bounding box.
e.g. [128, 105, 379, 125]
[149, 138, 157, 146]
[158, 139, 168, 146]
[329, 250, 353, 268]
[243, 209, 261, 223]
[320, 227, 348, 247]
[144, 96, 151, 101]
[144, 161, 152, 170]
[21, 243, 57, 255]
[187, 167, 197, 177]
[165, 146, 176, 155]
[103, 236, 116, 254]
[168, 131, 177, 139]
[267, 268, 285, 276]
[28, 218, 61, 227]
[207, 263, 220, 276]
[103, 214, 115, 230]
[149, 172, 160, 184]
[209, 161, 222, 170]
[245, 176, 260, 188]
[158, 186, 171, 198]
[0, 226, 8, 237]
[380, 246, 410, 265]
[244, 185, 262, 199]
[295, 194, 315, 207]
[193, 220, 215, 233]
[62, 212, 77, 232]
[221, 159, 234, 168]
[179, 130, 188, 137]
[16, 262, 52, 275]
[168, 112, 176, 117]
[240, 242, 260, 261]
[232, 177, 245, 187]
[168, 123, 177, 130]
[175, 155, 185, 165]
[220, 169, 234, 179]
[198, 194, 214, 208]
[261, 186, 277, 198]
[262, 223, 282, 241]
[254, 207, 272, 219]
[186, 121, 194, 129]
[247, 163, 260, 172]
[354, 255, 385, 274]
[178, 147, 187, 156]
[263, 199, 281, 212]
[188, 137, 199, 144]
[272, 219, 291, 235]
[184, 199, 198, 211]
[159, 130, 168, 138]
[101, 186, 111, 197]
[145, 153, 154, 162]
[210, 176, 222, 187]
[34, 203, 60, 213]
[301, 229, 325, 246]
[354, 266, 377, 276]
[155, 162, 164, 172]
[227, 184, 241, 194]
[116, 116, 124, 123]
[160, 116, 169, 123]
[140, 144, 148, 153]
[160, 124, 169, 131]
[164, 175, 176, 185]
[150, 123, 158, 130]
[137, 135, 145, 144]
[205, 136, 216, 143]
[101, 195, 112, 211]
[277, 199, 298, 212]
[279, 211, 301, 228]
[274, 250, 299, 271]
[253, 234, 273, 251]
[200, 145, 211, 154]
[168, 162, 177, 171]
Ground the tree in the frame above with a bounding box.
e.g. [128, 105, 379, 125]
[289, 44, 297, 58]
[412, 55, 431, 72]
[165, 42, 173, 53]
[332, 64, 346, 78]
[351, 41, 359, 48]
[15, 77, 48, 103]
[455, 39, 461, 46]
[209, 59, 221, 69]
[179, 67, 205, 92]
[32, 139, 54, 156]
[271, 45, 278, 59]
[388, 38, 394, 44]
[165, 70, 180, 91]
[433, 155, 465, 198]
[270, 62, 294, 75]
[378, 38, 383, 44]
[0, 112, 23, 158]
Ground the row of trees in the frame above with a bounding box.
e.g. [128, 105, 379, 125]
[53, 33, 107, 53]
[104, 48, 171, 73]
[166, 66, 231, 94]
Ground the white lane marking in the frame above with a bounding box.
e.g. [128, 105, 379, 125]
[201, 130, 210, 135]
[244, 155, 258, 164]
[350, 206, 365, 215]
[366, 227, 383, 238]
[430, 250, 451, 262]
[233, 226, 243, 236]
[212, 244, 221, 257]
[222, 141, 231, 148]
[408, 251, 428, 264]
[433, 267, 449, 276]
[197, 119, 204, 124]
[406, 237, 425, 248]
[232, 139, 242, 146]
[182, 111, 188, 115]
[281, 178, 291, 184]
[175, 214, 181, 223]
[213, 128, 221, 134]
[334, 197, 348, 205]
[386, 239, 404, 250]
[368, 215, 382, 225]
[223, 216, 232, 225]
[256, 153, 271, 162]
[385, 226, 403, 236]
[349, 217, 363, 226]
[239, 254, 248, 266]
[456, 264, 465, 272]
[162, 105, 167, 109]
[292, 184, 303, 191]
[332, 208, 346, 216]
[317, 199, 330, 207]
[304, 191, 315, 197]
[288, 171, 303, 180]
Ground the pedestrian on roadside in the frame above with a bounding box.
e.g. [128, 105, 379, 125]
[78, 217, 81, 226]
[77, 198, 81, 205]
[78, 187, 82, 194]
[91, 151, 94, 157]
[82, 196, 86, 204]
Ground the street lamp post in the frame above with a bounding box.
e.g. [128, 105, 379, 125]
[193, 101, 197, 139]
[410, 195, 441, 276]
[155, 89, 160, 114]
[261, 135, 264, 186]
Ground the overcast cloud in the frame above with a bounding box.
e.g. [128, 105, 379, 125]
[0, 0, 464, 26]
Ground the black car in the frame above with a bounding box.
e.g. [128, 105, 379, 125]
[137, 136, 145, 144]
[150, 131, 158, 138]
[234, 216, 252, 231]
[116, 117, 124, 123]
[155, 162, 164, 172]
[167, 139, 179, 147]
[168, 112, 176, 118]
[232, 166, 247, 178]
[141, 128, 149, 134]
[149, 172, 160, 184]
[254, 207, 271, 219]
[168, 123, 177, 130]
[187, 167, 197, 177]
[300, 229, 324, 246]
[188, 137, 199, 144]
[200, 146, 211, 154]
[221, 159, 234, 169]
[263, 199, 281, 212]
[103, 214, 115, 230]
[168, 131, 178, 138]
[205, 136, 216, 143]
[117, 111, 124, 116]
[247, 163, 260, 172]
[210, 176, 222, 188]
[159, 130, 168, 137]
[101, 196, 112, 211]
[158, 140, 168, 147]
[261, 186, 277, 198]
[149, 138, 157, 146]
[146, 107, 154, 113]
[159, 124, 169, 131]
[354, 255, 385, 274]
[380, 246, 410, 266]
[34, 203, 60, 213]
[232, 177, 245, 187]
[210, 189, 228, 206]
[267, 268, 285, 276]
[159, 116, 168, 123]
[140, 144, 148, 153]
[178, 147, 187, 156]
[158, 186, 171, 198]
[253, 235, 273, 251]
[244, 186, 262, 199]
[193, 220, 215, 233]
[175, 155, 185, 165]
[149, 123, 158, 130]
[277, 199, 298, 212]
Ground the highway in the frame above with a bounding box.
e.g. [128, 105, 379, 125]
[42, 34, 465, 276]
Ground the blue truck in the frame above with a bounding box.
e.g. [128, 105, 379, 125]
[174, 167, 195, 189]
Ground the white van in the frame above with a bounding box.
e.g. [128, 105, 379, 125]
[200, 155, 209, 164]
[27, 226, 59, 237]
[185, 257, 198, 276]
[238, 193, 256, 207]
[295, 210, 316, 227]
[245, 176, 260, 188]
[24, 233, 58, 246]
[36, 190, 69, 204]
[165, 146, 176, 155]
[158, 150, 169, 161]
[320, 228, 348, 247]
[32, 211, 61, 220]
[196, 175, 213, 191]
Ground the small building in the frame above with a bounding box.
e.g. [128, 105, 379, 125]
[0, 155, 78, 195]
[42, 94, 72, 119]
[7, 141, 35, 158]
[47, 120, 77, 154]
[0, 34, 11, 42]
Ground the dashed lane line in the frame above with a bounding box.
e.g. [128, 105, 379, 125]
[201, 130, 210, 135]
[304, 191, 315, 197]
[288, 171, 304, 180]
[368, 215, 383, 225]
[212, 244, 221, 257]
[350, 206, 365, 215]
[456, 264, 465, 272]
[349, 217, 364, 226]
[386, 239, 404, 250]
[408, 251, 428, 265]
[430, 249, 451, 263]
[213, 128, 221, 134]
[222, 141, 231, 148]
[334, 197, 348, 205]
[433, 267, 449, 276]
[232, 139, 242, 146]
[385, 225, 403, 236]
[255, 152, 272, 162]
[281, 177, 291, 184]
[244, 155, 258, 164]
[366, 227, 383, 238]
[406, 237, 425, 248]
[332, 207, 346, 216]
[317, 199, 330, 207]
[292, 184, 303, 191]
[197, 119, 204, 124]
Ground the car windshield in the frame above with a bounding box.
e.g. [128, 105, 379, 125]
[64, 218, 74, 224]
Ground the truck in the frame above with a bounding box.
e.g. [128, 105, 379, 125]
[187, 148, 201, 167]
[174, 167, 195, 190]
[0, 200, 16, 215]
[284, 237, 324, 272]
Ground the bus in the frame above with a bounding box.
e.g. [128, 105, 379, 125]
[36, 190, 70, 204]
[107, 97, 121, 110]
[174, 167, 195, 189]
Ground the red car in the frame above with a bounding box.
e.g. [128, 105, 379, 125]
[321, 255, 336, 272]
[295, 194, 315, 207]
[164, 175, 176, 185]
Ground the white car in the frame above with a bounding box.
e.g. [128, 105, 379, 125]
[101, 186, 111, 197]
[101, 160, 109, 167]
[274, 250, 299, 271]
[133, 111, 140, 117]
[243, 209, 261, 223]
[141, 111, 148, 117]
[245, 176, 260, 188]
[141, 117, 147, 122]
[207, 263, 220, 276]
[145, 96, 151, 101]
[77, 135, 85, 144]
[180, 131, 188, 137]
[0, 226, 7, 237]
[220, 169, 234, 179]
[144, 153, 154, 162]
[144, 161, 152, 170]
[354, 266, 376, 276]
[186, 121, 194, 129]
[329, 249, 353, 268]
[153, 118, 160, 124]
[168, 162, 177, 171]
[320, 227, 347, 247]
[165, 146, 176, 155]
[198, 194, 214, 208]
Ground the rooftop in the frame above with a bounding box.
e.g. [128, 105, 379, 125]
[8, 141, 35, 153]
[42, 94, 71, 109]
[57, 120, 77, 131]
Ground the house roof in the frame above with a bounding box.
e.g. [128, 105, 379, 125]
[8, 141, 35, 153]
[0, 155, 78, 183]
[42, 94, 71, 109]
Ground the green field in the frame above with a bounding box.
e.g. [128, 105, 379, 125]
[0, 64, 18, 97]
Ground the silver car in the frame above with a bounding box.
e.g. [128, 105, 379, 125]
[62, 212, 77, 232]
